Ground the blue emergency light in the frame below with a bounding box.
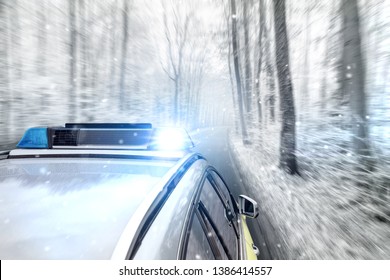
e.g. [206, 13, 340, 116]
[17, 127, 49, 148]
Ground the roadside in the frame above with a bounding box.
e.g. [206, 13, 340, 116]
[229, 124, 390, 259]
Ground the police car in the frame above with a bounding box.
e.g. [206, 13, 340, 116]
[0, 123, 260, 260]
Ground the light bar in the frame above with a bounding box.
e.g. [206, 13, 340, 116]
[15, 124, 194, 151]
[17, 127, 49, 148]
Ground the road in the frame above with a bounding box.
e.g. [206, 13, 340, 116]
[190, 126, 279, 260]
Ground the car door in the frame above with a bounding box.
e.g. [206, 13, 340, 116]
[185, 174, 239, 259]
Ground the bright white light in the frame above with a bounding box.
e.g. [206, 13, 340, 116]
[156, 129, 185, 150]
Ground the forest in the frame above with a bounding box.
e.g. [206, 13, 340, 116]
[0, 0, 389, 258]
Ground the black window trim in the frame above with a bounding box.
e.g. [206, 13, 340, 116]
[197, 200, 233, 259]
[206, 169, 240, 238]
[178, 167, 241, 260]
[183, 210, 220, 260]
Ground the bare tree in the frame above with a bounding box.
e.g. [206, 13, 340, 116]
[341, 0, 373, 169]
[119, 0, 130, 112]
[161, 1, 190, 124]
[68, 0, 77, 121]
[35, 0, 49, 110]
[254, 0, 266, 124]
[262, 0, 276, 123]
[36, 0, 47, 77]
[0, 0, 10, 141]
[79, 0, 89, 120]
[222, 0, 239, 134]
[319, 0, 336, 117]
[299, 1, 313, 122]
[109, 0, 118, 98]
[272, 0, 298, 174]
[254, 0, 276, 125]
[230, 0, 249, 143]
[10, 0, 24, 131]
[242, 0, 252, 115]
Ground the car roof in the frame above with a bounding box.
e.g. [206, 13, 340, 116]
[0, 151, 202, 259]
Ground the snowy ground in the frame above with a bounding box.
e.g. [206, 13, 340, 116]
[230, 122, 390, 259]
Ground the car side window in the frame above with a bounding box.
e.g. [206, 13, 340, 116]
[199, 178, 238, 259]
[185, 214, 215, 260]
[209, 171, 239, 232]
[209, 171, 235, 209]
[197, 202, 229, 260]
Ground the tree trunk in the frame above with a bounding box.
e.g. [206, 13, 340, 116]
[0, 1, 10, 141]
[223, 1, 239, 134]
[272, 0, 298, 174]
[174, 77, 179, 124]
[254, 0, 264, 125]
[68, 0, 77, 121]
[119, 0, 129, 112]
[300, 1, 312, 122]
[243, 0, 252, 115]
[109, 0, 118, 98]
[230, 0, 249, 144]
[10, 0, 24, 133]
[262, 2, 276, 123]
[161, 3, 190, 125]
[320, 1, 335, 118]
[79, 0, 88, 120]
[36, 0, 47, 77]
[36, 0, 48, 110]
[341, 0, 373, 169]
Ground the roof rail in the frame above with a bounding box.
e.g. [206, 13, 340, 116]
[0, 150, 10, 160]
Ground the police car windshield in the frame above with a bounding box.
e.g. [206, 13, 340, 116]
[0, 158, 175, 259]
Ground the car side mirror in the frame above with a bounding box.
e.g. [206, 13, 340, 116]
[238, 195, 259, 218]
